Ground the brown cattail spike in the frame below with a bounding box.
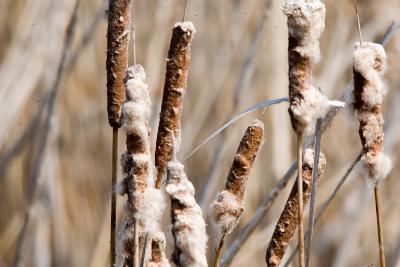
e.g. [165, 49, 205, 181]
[353, 43, 392, 184]
[266, 148, 326, 267]
[106, 0, 132, 128]
[283, 0, 328, 136]
[210, 120, 264, 236]
[155, 21, 196, 187]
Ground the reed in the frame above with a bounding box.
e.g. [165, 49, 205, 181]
[266, 148, 326, 267]
[210, 120, 264, 267]
[155, 21, 196, 188]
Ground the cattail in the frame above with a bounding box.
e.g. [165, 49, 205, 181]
[210, 120, 264, 267]
[117, 65, 167, 267]
[106, 0, 132, 128]
[283, 2, 328, 265]
[155, 21, 196, 188]
[353, 42, 392, 267]
[266, 148, 326, 267]
[106, 1, 132, 265]
[210, 120, 264, 235]
[166, 160, 208, 267]
[353, 42, 392, 184]
[283, 0, 328, 136]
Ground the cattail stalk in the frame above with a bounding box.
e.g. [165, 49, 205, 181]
[155, 21, 196, 188]
[166, 160, 208, 267]
[117, 65, 167, 267]
[106, 1, 132, 265]
[210, 120, 264, 267]
[353, 42, 392, 267]
[266, 148, 326, 267]
[283, 1, 327, 265]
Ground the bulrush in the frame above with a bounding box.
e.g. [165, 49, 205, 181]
[166, 160, 208, 267]
[266, 148, 326, 267]
[155, 21, 196, 188]
[353, 42, 392, 267]
[117, 65, 168, 267]
[210, 120, 264, 267]
[282, 1, 328, 265]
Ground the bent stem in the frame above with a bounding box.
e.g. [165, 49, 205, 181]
[297, 134, 305, 267]
[374, 185, 386, 267]
[111, 127, 118, 267]
[214, 233, 226, 267]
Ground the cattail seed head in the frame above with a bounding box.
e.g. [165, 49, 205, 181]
[266, 148, 326, 266]
[283, 0, 329, 136]
[210, 120, 264, 235]
[155, 21, 196, 187]
[353, 42, 392, 184]
[166, 160, 208, 267]
[106, 0, 132, 128]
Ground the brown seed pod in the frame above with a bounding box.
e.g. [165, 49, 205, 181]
[106, 0, 132, 128]
[353, 42, 391, 184]
[210, 120, 264, 235]
[266, 148, 326, 266]
[155, 21, 196, 187]
[283, 0, 328, 136]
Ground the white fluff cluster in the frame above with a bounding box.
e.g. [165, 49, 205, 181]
[173, 21, 197, 36]
[353, 43, 388, 106]
[303, 147, 327, 174]
[363, 152, 392, 186]
[136, 187, 166, 233]
[210, 190, 244, 235]
[166, 161, 208, 267]
[122, 64, 151, 149]
[353, 42, 392, 184]
[283, 0, 326, 62]
[146, 232, 171, 267]
[290, 86, 330, 135]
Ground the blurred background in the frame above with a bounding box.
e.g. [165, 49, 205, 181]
[0, 0, 399, 266]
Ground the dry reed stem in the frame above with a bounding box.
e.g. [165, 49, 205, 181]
[106, 0, 132, 128]
[266, 149, 326, 267]
[155, 21, 196, 188]
[111, 128, 118, 267]
[166, 160, 207, 267]
[296, 135, 305, 267]
[374, 185, 386, 267]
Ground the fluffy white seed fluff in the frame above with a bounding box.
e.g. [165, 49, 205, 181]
[210, 190, 245, 235]
[283, 0, 326, 63]
[166, 161, 208, 267]
[136, 187, 166, 233]
[353, 42, 388, 106]
[291, 85, 330, 135]
[173, 21, 197, 35]
[363, 152, 392, 185]
[353, 42, 392, 184]
[122, 64, 151, 143]
[303, 147, 326, 173]
[146, 232, 171, 267]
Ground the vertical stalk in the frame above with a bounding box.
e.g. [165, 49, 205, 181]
[214, 233, 226, 267]
[374, 186, 386, 267]
[111, 128, 118, 267]
[297, 135, 304, 267]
